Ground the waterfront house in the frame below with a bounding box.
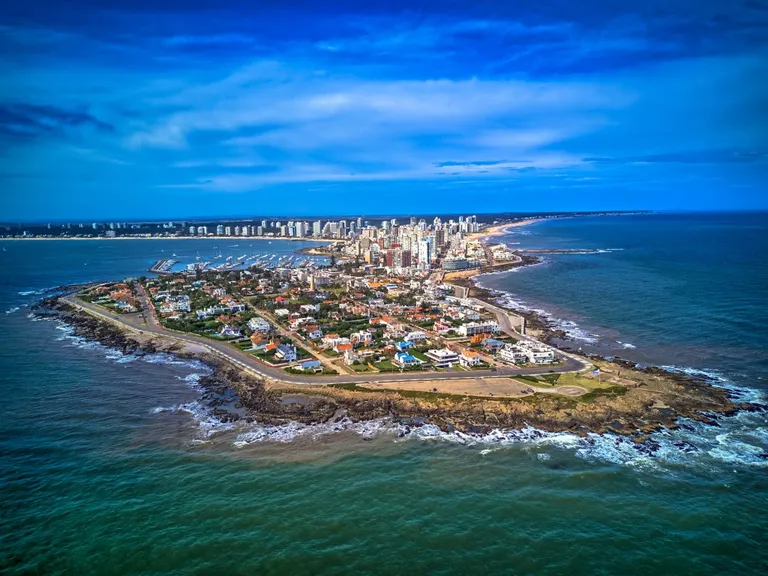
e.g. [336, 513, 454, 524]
[219, 325, 242, 339]
[458, 321, 500, 337]
[425, 348, 460, 368]
[498, 345, 528, 364]
[393, 352, 420, 368]
[298, 359, 322, 372]
[275, 344, 297, 362]
[482, 338, 505, 352]
[459, 349, 483, 367]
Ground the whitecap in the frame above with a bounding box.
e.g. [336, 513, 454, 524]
[233, 417, 394, 447]
[150, 401, 235, 439]
[5, 306, 20, 314]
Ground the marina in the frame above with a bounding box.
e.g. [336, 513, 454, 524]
[147, 251, 326, 275]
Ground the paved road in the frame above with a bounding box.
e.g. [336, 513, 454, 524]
[64, 294, 587, 386]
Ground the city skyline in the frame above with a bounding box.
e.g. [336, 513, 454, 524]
[2, 0, 767, 220]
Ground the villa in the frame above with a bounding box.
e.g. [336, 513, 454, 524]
[247, 317, 271, 334]
[425, 348, 460, 369]
[393, 352, 420, 368]
[459, 349, 483, 367]
[458, 321, 500, 337]
[275, 344, 297, 363]
[219, 325, 242, 339]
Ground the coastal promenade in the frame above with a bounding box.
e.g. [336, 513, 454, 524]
[63, 295, 588, 387]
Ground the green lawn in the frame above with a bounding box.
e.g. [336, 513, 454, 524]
[350, 364, 374, 372]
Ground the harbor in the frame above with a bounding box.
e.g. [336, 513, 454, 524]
[148, 251, 327, 275]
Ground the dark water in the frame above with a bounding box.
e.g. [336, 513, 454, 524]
[1, 224, 767, 575]
[479, 212, 768, 390]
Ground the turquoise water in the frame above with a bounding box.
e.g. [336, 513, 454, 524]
[1, 223, 767, 574]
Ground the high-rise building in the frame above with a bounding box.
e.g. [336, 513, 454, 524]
[313, 221, 322, 237]
[418, 238, 433, 265]
[216, 225, 224, 235]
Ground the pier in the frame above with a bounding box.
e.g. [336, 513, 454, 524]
[148, 259, 177, 274]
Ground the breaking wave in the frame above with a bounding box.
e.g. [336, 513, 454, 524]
[151, 401, 236, 439]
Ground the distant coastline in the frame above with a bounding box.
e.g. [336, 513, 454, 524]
[0, 235, 336, 242]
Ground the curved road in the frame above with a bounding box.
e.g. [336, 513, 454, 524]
[63, 294, 588, 387]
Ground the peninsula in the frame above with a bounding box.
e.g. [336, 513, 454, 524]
[31, 213, 757, 444]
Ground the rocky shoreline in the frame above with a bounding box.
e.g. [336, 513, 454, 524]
[32, 292, 765, 450]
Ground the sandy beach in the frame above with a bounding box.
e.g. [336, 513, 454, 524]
[469, 218, 547, 242]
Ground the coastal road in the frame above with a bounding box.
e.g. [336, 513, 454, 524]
[63, 295, 588, 387]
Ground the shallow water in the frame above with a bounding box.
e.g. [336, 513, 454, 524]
[1, 222, 767, 574]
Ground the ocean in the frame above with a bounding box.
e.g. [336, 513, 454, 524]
[1, 218, 766, 575]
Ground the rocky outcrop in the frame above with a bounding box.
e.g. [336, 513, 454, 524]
[34, 292, 760, 442]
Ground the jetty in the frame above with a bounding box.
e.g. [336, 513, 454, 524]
[148, 259, 177, 274]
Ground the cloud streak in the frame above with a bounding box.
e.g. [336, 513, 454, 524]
[1, 1, 767, 218]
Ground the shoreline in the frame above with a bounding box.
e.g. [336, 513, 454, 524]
[32, 289, 763, 443]
[0, 236, 336, 243]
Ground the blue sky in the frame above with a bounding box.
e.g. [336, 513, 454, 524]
[1, 0, 767, 219]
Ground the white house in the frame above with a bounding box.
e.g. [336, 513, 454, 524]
[404, 331, 427, 342]
[458, 321, 500, 337]
[499, 345, 528, 364]
[247, 317, 271, 334]
[219, 325, 242, 338]
[459, 349, 483, 367]
[425, 348, 460, 368]
[300, 303, 321, 314]
[499, 341, 555, 364]
[350, 330, 374, 346]
[343, 349, 360, 366]
[274, 308, 291, 318]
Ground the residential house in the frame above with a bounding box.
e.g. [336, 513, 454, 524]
[458, 321, 500, 337]
[498, 345, 529, 364]
[393, 352, 420, 368]
[404, 331, 427, 342]
[343, 349, 360, 366]
[482, 338, 506, 352]
[306, 327, 323, 340]
[298, 359, 322, 372]
[219, 325, 242, 339]
[503, 341, 555, 364]
[275, 344, 297, 362]
[334, 341, 353, 354]
[425, 348, 460, 368]
[395, 340, 415, 352]
[350, 330, 374, 346]
[247, 317, 271, 334]
[459, 349, 483, 367]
